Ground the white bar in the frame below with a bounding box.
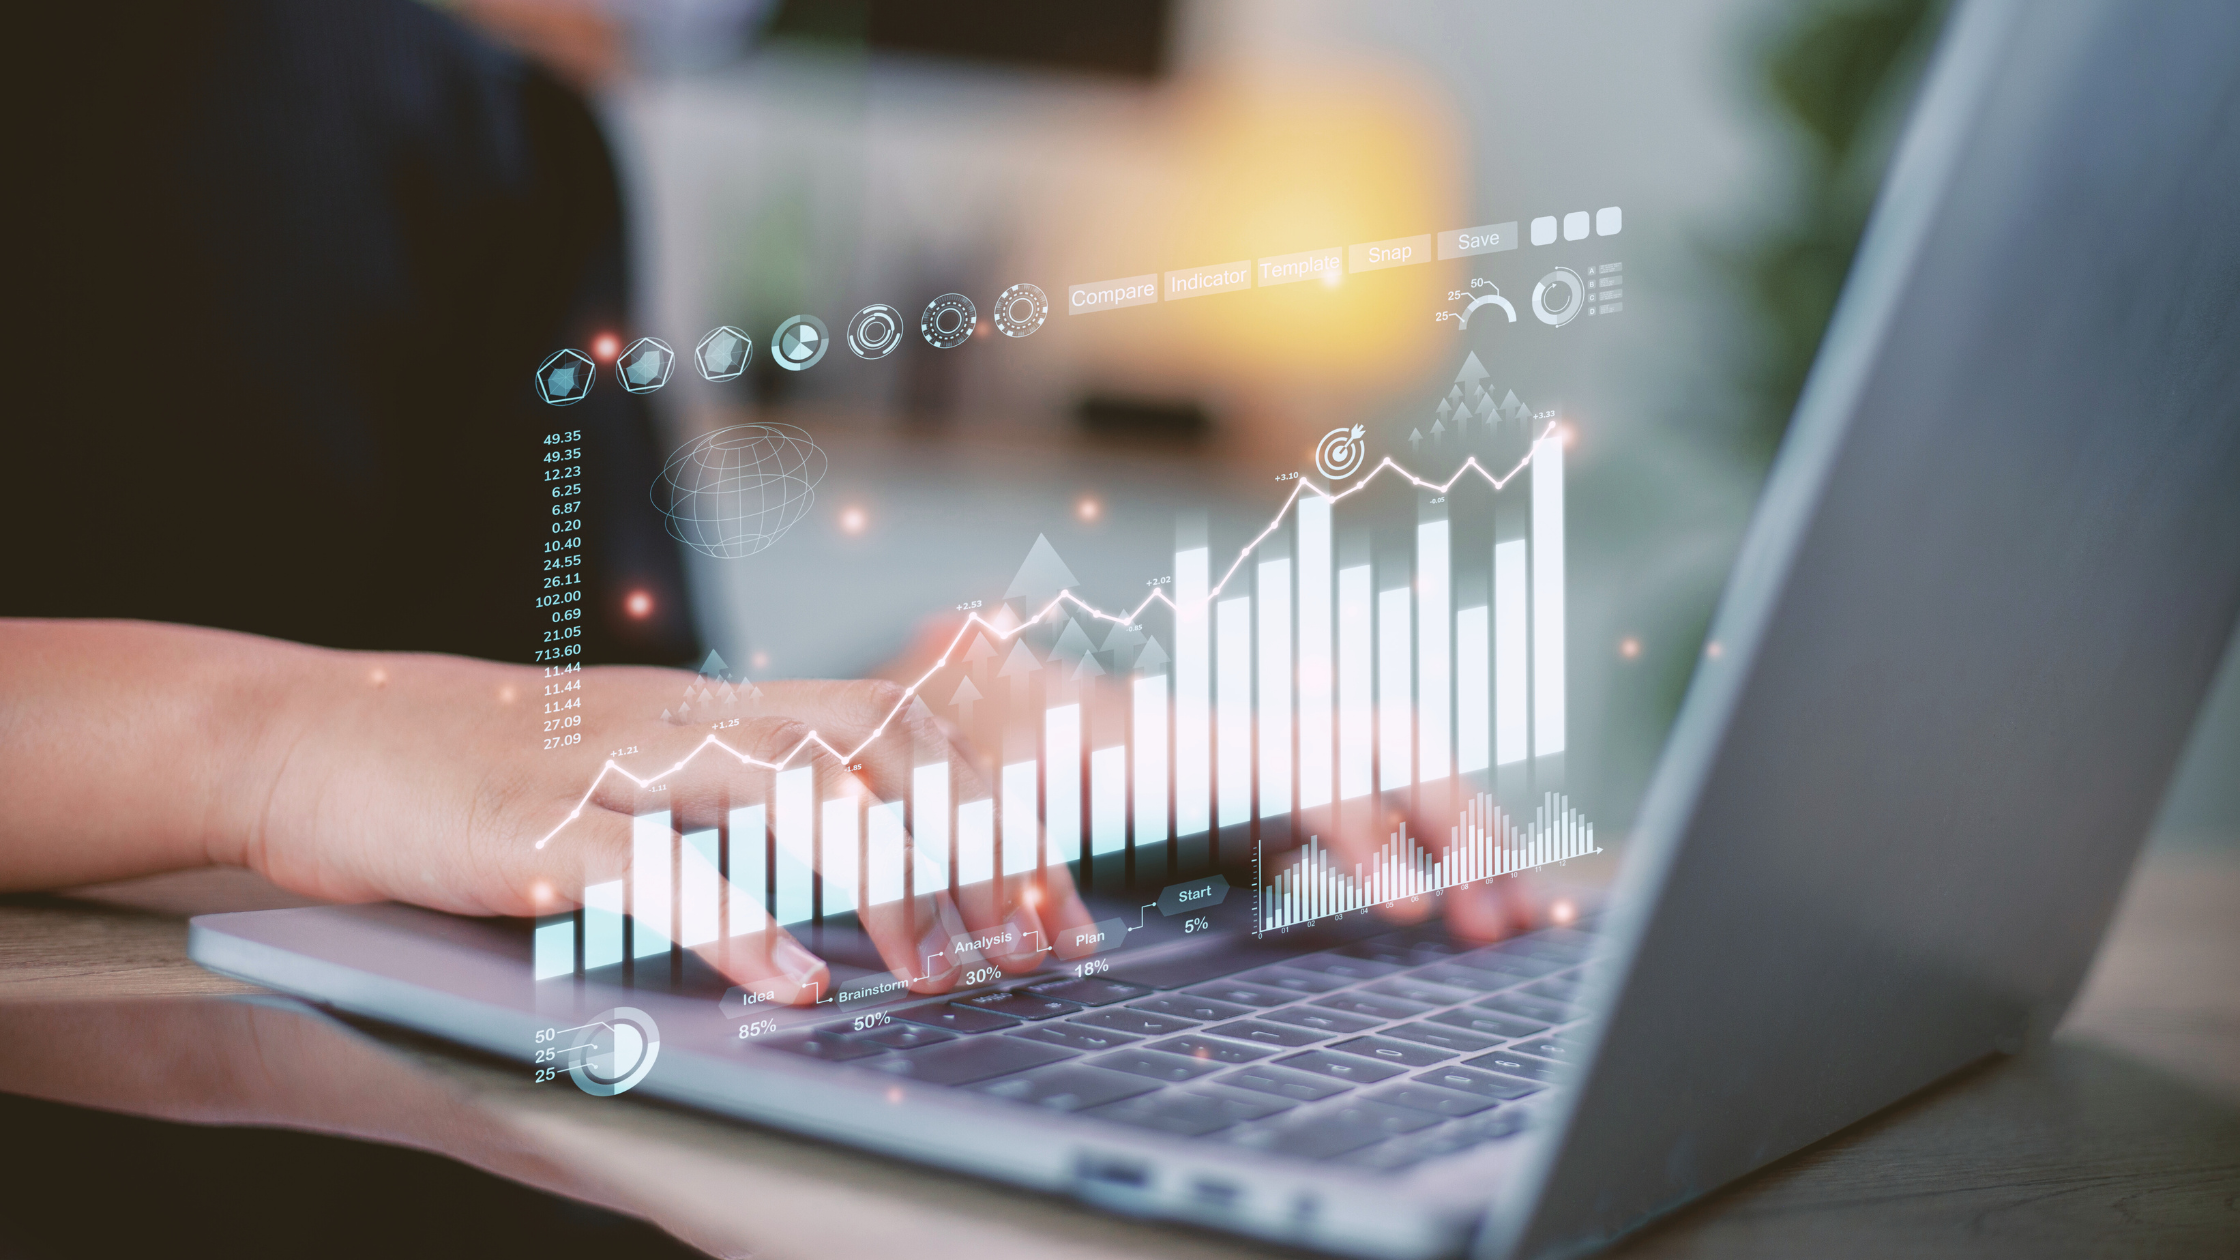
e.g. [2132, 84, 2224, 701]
[912, 763, 949, 897]
[1533, 436, 1567, 756]
[1297, 497, 1334, 809]
[1417, 521, 1451, 781]
[533, 919, 575, 980]
[1457, 606, 1490, 773]
[867, 801, 906, 905]
[1379, 586, 1413, 791]
[1338, 565, 1374, 799]
[1174, 547, 1211, 836]
[631, 812, 672, 957]
[1495, 540, 1529, 766]
[584, 879, 623, 968]
[958, 798, 995, 886]
[1046, 705, 1081, 864]
[1091, 746, 1127, 856]
[774, 767, 815, 925]
[1002, 759, 1040, 876]
[726, 804, 766, 936]
[1257, 558, 1292, 817]
[679, 828, 720, 947]
[1216, 595, 1253, 827]
[1132, 674, 1168, 844]
[821, 796, 859, 914]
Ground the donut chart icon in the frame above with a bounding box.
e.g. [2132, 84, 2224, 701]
[993, 283, 1048, 338]
[920, 293, 976, 350]
[773, 315, 830, 371]
[1532, 268, 1585, 327]
[568, 1006, 660, 1097]
[847, 304, 905, 359]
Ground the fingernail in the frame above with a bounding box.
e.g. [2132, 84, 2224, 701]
[1000, 904, 1045, 965]
[772, 935, 823, 986]
[916, 923, 959, 986]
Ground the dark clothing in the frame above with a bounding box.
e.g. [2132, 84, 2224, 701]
[11, 0, 694, 665]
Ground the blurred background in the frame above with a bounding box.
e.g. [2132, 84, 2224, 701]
[449, 0, 2238, 858]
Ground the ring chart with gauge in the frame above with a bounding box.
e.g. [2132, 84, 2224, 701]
[993, 282, 1048, 337]
[920, 293, 977, 349]
[846, 304, 905, 359]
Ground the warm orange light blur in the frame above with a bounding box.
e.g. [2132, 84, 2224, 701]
[1550, 898, 1577, 926]
[1705, 640, 1724, 659]
[751, 651, 770, 671]
[839, 506, 868, 535]
[1075, 496, 1101, 522]
[1619, 637, 1641, 660]
[625, 590, 654, 619]
[592, 333, 619, 360]
[532, 880, 554, 906]
[368, 668, 389, 688]
[498, 685, 518, 704]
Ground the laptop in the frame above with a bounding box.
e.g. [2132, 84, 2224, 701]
[189, 1, 2240, 1256]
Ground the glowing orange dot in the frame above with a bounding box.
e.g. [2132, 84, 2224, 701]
[498, 686, 517, 704]
[368, 668, 389, 687]
[1619, 637, 1641, 659]
[1076, 497, 1101, 522]
[1023, 885, 1043, 907]
[839, 506, 868, 535]
[751, 651, 770, 670]
[1551, 898, 1578, 926]
[1705, 640, 1724, 659]
[625, 590, 654, 619]
[592, 334, 619, 360]
[532, 881, 554, 906]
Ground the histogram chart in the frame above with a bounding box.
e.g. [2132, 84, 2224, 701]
[532, 413, 1590, 977]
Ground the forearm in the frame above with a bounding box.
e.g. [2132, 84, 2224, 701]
[0, 619, 332, 890]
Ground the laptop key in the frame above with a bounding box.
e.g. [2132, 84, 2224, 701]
[1365, 977, 1478, 1006]
[1237, 966, 1352, 995]
[1263, 1006, 1381, 1036]
[1205, 1019, 1326, 1048]
[1368, 1081, 1497, 1118]
[1009, 1023, 1140, 1053]
[1229, 1100, 1440, 1158]
[1184, 980, 1296, 1008]
[1411, 963, 1514, 993]
[1280, 953, 1403, 982]
[1511, 1037, 1587, 1065]
[893, 1001, 1021, 1034]
[1414, 1065, 1541, 1101]
[1449, 950, 1562, 979]
[1085, 1085, 1292, 1136]
[1071, 1008, 1198, 1037]
[1476, 993, 1570, 1025]
[765, 1032, 887, 1063]
[1524, 977, 1582, 1002]
[1383, 1022, 1503, 1054]
[868, 1036, 1075, 1085]
[1099, 1047, 1227, 1083]
[853, 1024, 957, 1051]
[1462, 1050, 1564, 1083]
[1129, 994, 1255, 1023]
[1315, 991, 1431, 1021]
[1150, 1034, 1273, 1064]
[1023, 977, 1151, 1007]
[1224, 1063, 1355, 1102]
[976, 1063, 1160, 1111]
[1430, 1008, 1547, 1040]
[1275, 1049, 1407, 1085]
[1329, 1036, 1456, 1068]
[958, 990, 1081, 1021]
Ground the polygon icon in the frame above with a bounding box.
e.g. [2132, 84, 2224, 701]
[537, 349, 596, 406]
[617, 338, 676, 393]
[695, 326, 753, 381]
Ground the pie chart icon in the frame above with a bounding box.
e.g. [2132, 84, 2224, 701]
[569, 1006, 660, 1097]
[773, 315, 829, 371]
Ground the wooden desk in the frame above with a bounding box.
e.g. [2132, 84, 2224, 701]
[2, 851, 2234, 1259]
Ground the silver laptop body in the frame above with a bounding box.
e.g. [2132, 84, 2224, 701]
[191, 1, 2240, 1256]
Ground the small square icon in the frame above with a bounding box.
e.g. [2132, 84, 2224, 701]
[1563, 211, 1590, 241]
[1596, 206, 1623, 236]
[1530, 216, 1557, 246]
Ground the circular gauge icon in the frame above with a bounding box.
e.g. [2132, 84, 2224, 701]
[992, 283, 1048, 338]
[568, 1006, 660, 1097]
[1532, 268, 1585, 327]
[920, 293, 977, 350]
[772, 315, 830, 371]
[846, 304, 905, 359]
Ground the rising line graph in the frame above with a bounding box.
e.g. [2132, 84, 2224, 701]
[532, 424, 1561, 850]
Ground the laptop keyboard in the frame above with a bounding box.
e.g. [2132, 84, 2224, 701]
[761, 922, 1601, 1172]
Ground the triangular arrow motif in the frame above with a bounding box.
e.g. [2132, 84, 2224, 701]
[1003, 534, 1082, 604]
[696, 649, 730, 680]
[948, 676, 982, 705]
[1135, 635, 1170, 671]
[1071, 653, 1107, 680]
[997, 639, 1042, 677]
[1098, 621, 1145, 654]
[1455, 351, 1490, 386]
[1050, 618, 1097, 662]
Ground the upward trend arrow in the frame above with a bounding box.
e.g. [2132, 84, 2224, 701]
[948, 676, 982, 723]
[532, 421, 1561, 850]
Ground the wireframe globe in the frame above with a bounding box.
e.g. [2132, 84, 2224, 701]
[651, 424, 828, 559]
